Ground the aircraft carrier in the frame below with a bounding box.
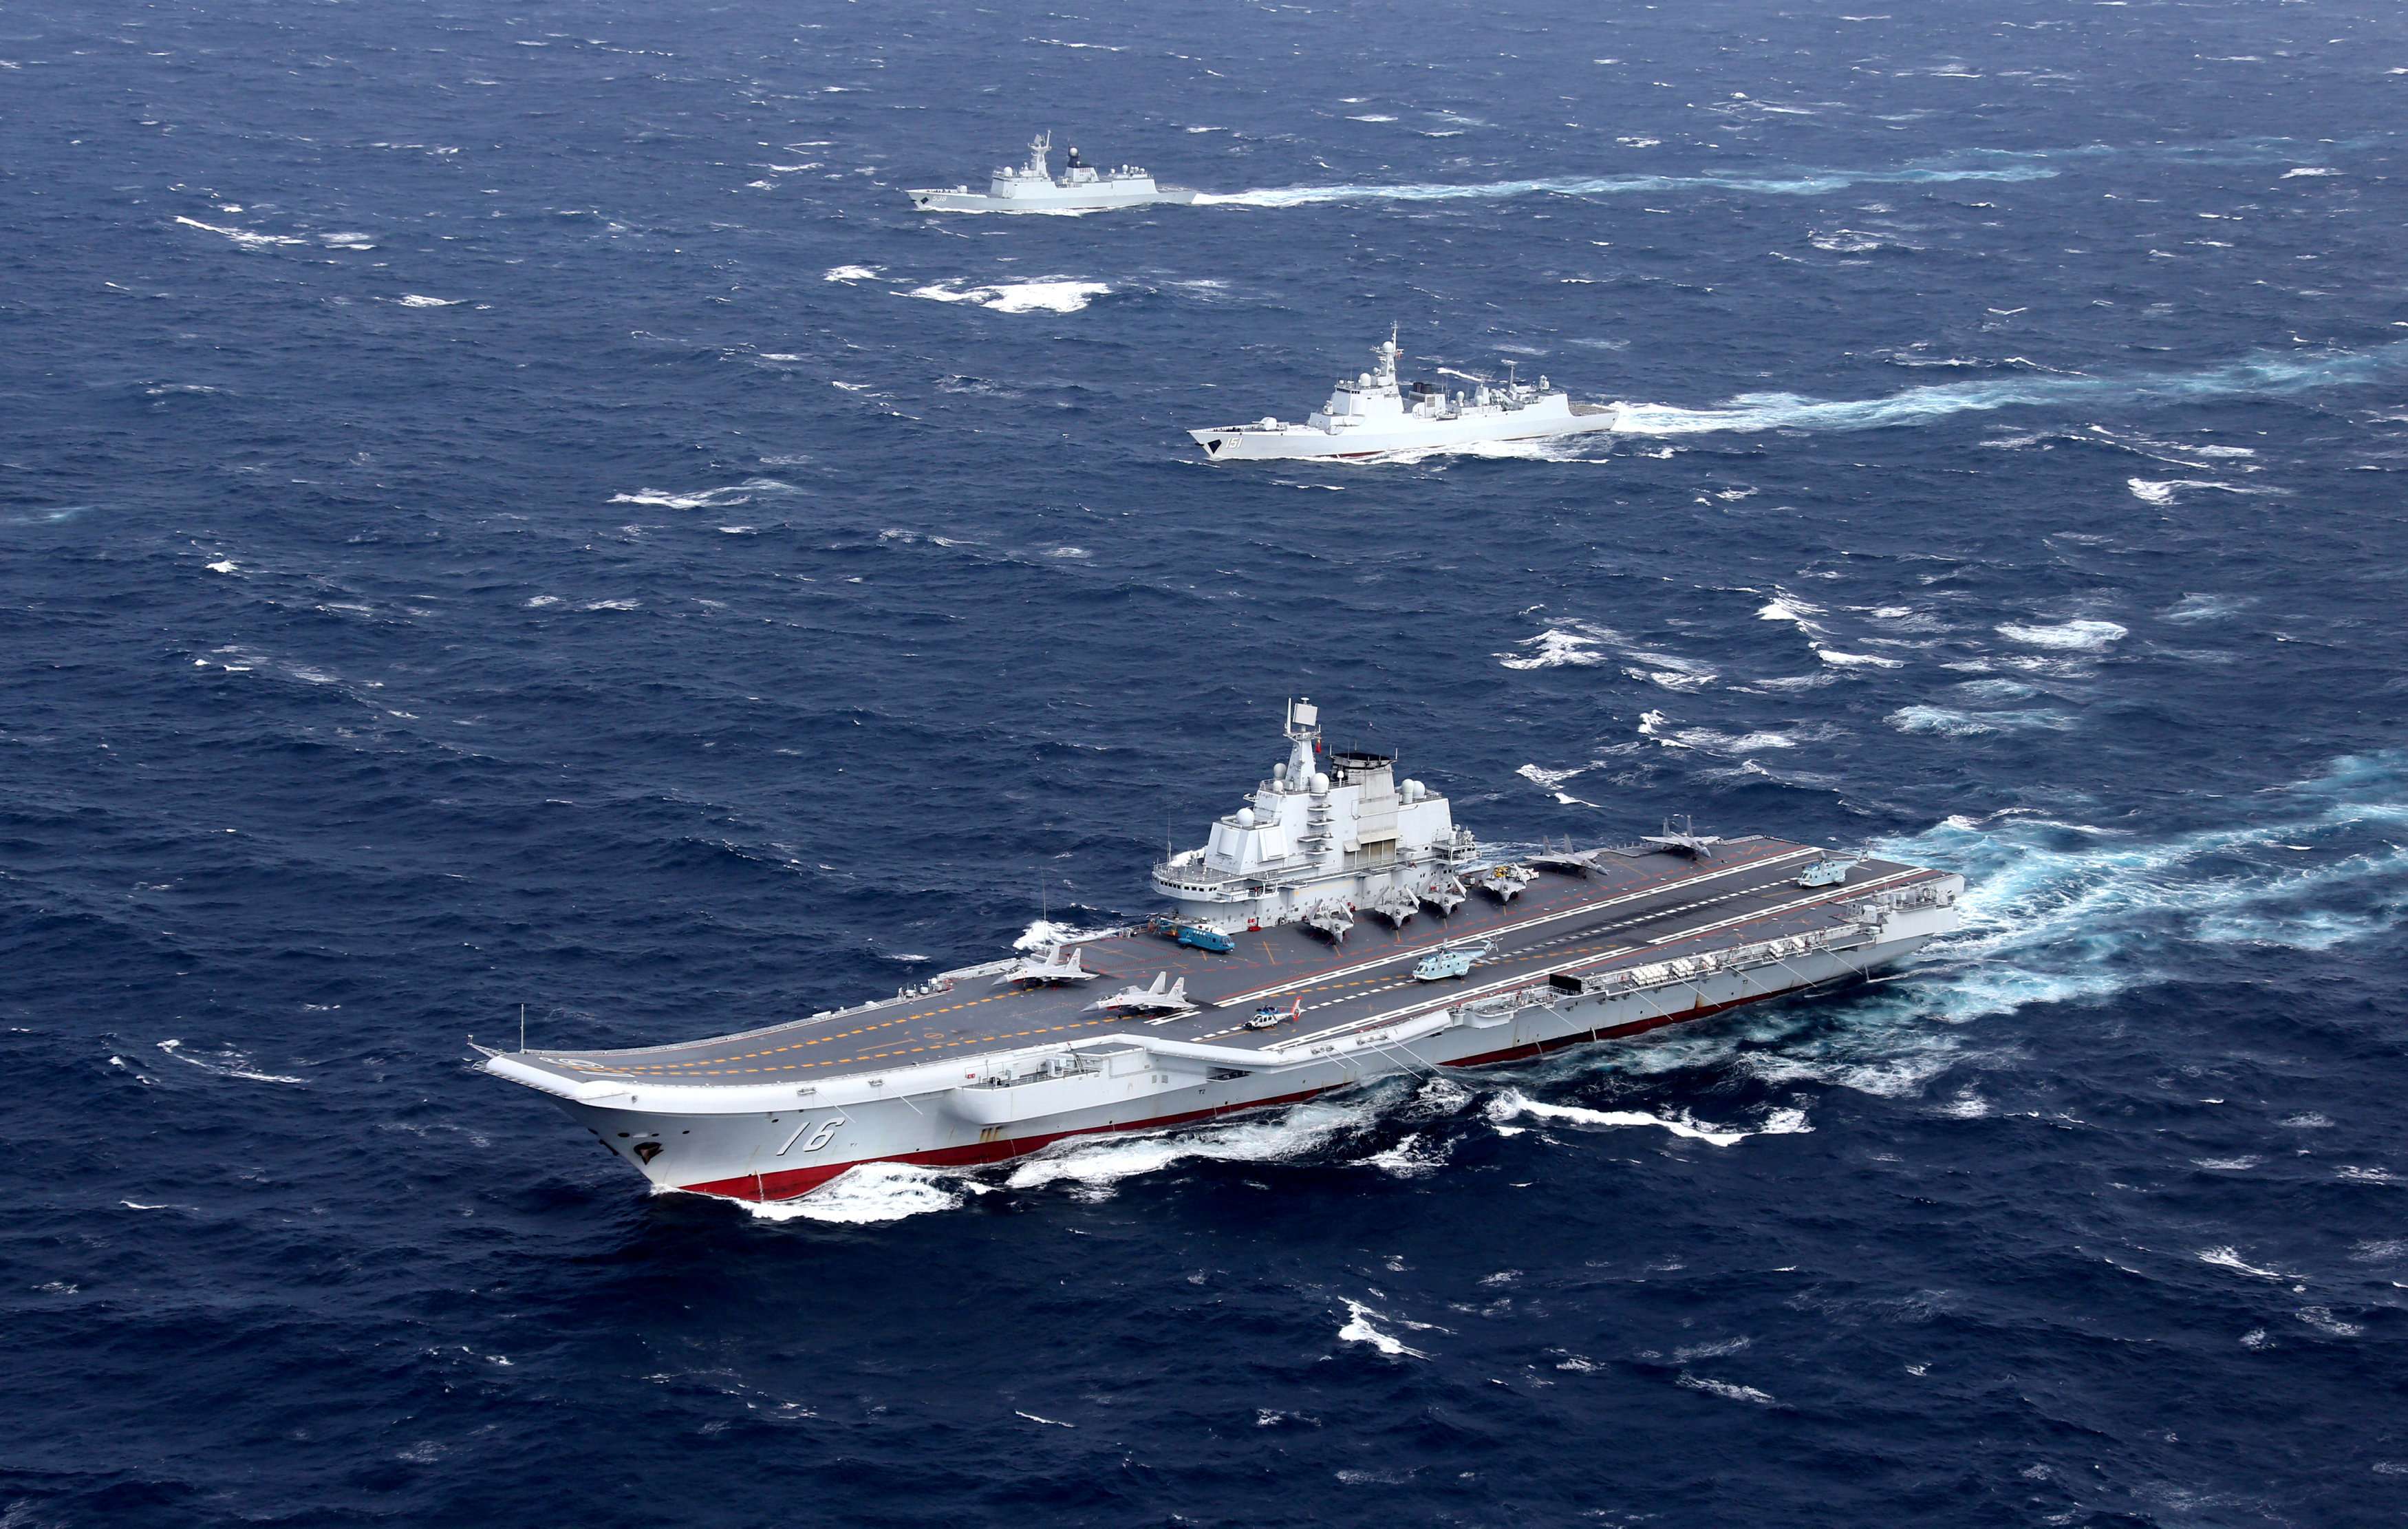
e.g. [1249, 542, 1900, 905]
[478, 701, 1962, 1204]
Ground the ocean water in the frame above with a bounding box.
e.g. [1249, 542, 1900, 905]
[5, 0, 2407, 1523]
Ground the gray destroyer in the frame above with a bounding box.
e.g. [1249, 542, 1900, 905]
[478, 701, 1962, 1205]
[906, 131, 1196, 214]
[1192, 330, 1617, 461]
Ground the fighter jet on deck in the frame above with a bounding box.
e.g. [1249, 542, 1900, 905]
[993, 944, 1098, 986]
[1088, 972, 1191, 1014]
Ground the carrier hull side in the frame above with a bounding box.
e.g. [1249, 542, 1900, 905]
[520, 915, 1948, 1204]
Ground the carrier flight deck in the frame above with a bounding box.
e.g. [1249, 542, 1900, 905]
[480, 700, 1961, 1204]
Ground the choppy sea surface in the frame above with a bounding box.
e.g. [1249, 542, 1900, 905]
[6, 1, 2407, 1523]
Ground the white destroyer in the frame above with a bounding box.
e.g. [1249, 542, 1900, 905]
[1191, 330, 1617, 461]
[477, 700, 1964, 1207]
[905, 131, 1197, 214]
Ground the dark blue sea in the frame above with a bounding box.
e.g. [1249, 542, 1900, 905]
[6, 0, 2407, 1523]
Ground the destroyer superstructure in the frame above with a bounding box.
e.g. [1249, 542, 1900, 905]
[479, 701, 1963, 1204]
[1191, 330, 1617, 461]
[905, 131, 1198, 214]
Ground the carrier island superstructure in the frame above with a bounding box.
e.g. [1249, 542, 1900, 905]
[478, 701, 1962, 1204]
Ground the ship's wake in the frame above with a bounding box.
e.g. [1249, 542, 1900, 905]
[698, 1162, 993, 1224]
[1603, 342, 2408, 440]
[1243, 341, 2405, 467]
[1196, 159, 2056, 209]
[1880, 747, 2408, 1009]
[738, 753, 2406, 1223]
[1191, 136, 2340, 212]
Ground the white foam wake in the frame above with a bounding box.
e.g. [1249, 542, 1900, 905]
[1194, 159, 2056, 209]
[723, 1162, 986, 1223]
[1871, 751, 2408, 1027]
[1607, 341, 2407, 438]
[1005, 1094, 1378, 1197]
[1485, 1089, 1760, 1146]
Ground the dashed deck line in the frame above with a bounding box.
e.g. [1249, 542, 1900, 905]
[555, 989, 1024, 1075]
[538, 844, 1855, 1081]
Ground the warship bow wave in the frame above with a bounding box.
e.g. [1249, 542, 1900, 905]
[905, 131, 1198, 214]
[478, 700, 1962, 1204]
[1190, 329, 1618, 460]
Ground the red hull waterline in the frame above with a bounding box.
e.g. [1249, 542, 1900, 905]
[680, 981, 1820, 1205]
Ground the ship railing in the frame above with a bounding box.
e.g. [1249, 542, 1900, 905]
[1453, 923, 1875, 1021]
[963, 1050, 1105, 1089]
[1152, 859, 1245, 890]
[1853, 880, 1957, 913]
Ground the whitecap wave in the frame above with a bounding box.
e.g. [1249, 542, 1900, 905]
[1353, 1132, 1450, 1177]
[1808, 228, 1890, 254]
[1337, 1297, 1434, 1359]
[1677, 1373, 1781, 1406]
[1518, 762, 1588, 804]
[157, 1039, 304, 1085]
[1816, 649, 1904, 669]
[172, 215, 304, 248]
[2164, 593, 2251, 623]
[1013, 918, 1116, 951]
[607, 478, 796, 511]
[2297, 1307, 2365, 1338]
[1995, 618, 2127, 650]
[908, 279, 1110, 314]
[1668, 726, 1802, 754]
[1498, 627, 1608, 670]
[2198, 1245, 2290, 1280]
[2127, 477, 2278, 505]
[1886, 705, 2074, 736]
